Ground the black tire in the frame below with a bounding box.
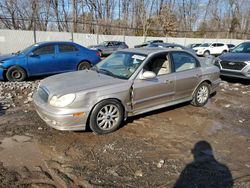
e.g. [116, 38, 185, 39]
[77, 61, 91, 70]
[203, 51, 210, 57]
[6, 66, 27, 82]
[191, 82, 210, 107]
[89, 99, 124, 135]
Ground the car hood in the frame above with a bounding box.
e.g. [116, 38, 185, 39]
[219, 52, 250, 62]
[0, 54, 19, 61]
[40, 70, 127, 96]
[193, 47, 207, 50]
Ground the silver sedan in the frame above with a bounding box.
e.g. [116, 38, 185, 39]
[33, 48, 221, 134]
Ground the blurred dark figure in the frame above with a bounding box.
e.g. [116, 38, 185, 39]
[174, 141, 233, 188]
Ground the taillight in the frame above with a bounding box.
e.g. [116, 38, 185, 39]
[96, 51, 101, 57]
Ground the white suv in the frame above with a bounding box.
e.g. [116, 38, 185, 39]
[193, 43, 229, 56]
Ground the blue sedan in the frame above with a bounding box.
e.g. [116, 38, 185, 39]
[0, 41, 101, 81]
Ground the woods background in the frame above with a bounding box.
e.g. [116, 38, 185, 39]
[0, 0, 249, 39]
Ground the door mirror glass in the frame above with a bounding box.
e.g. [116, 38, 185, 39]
[29, 52, 39, 57]
[140, 71, 156, 79]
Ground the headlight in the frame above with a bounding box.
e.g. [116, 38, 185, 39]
[49, 93, 76, 107]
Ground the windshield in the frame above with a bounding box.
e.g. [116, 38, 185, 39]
[99, 41, 108, 46]
[95, 52, 147, 79]
[232, 43, 250, 53]
[200, 43, 211, 47]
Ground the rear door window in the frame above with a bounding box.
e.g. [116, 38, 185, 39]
[171, 52, 199, 72]
[217, 43, 224, 47]
[59, 44, 78, 53]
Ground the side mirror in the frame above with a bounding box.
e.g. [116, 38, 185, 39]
[140, 71, 156, 80]
[29, 52, 39, 57]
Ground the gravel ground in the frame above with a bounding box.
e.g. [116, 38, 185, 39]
[0, 77, 249, 188]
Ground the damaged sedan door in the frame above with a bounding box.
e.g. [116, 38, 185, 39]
[131, 52, 175, 114]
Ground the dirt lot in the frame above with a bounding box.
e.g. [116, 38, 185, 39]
[0, 77, 249, 188]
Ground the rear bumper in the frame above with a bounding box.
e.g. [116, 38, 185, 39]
[33, 92, 89, 131]
[211, 78, 221, 93]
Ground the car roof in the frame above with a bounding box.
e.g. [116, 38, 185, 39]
[153, 42, 183, 47]
[103, 41, 124, 43]
[118, 47, 188, 55]
[241, 41, 250, 44]
[147, 40, 163, 42]
[36, 41, 77, 45]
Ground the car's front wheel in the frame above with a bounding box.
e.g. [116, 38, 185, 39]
[191, 82, 210, 107]
[89, 99, 124, 134]
[77, 61, 91, 70]
[6, 66, 27, 82]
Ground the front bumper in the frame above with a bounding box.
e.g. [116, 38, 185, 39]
[0, 67, 5, 80]
[220, 70, 250, 80]
[215, 61, 250, 80]
[33, 92, 90, 131]
[196, 50, 204, 56]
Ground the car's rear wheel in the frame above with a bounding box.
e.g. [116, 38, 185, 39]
[6, 66, 27, 82]
[191, 82, 210, 107]
[77, 61, 91, 70]
[89, 99, 124, 134]
[203, 51, 210, 56]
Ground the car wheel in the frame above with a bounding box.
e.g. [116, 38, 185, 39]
[191, 82, 210, 107]
[77, 61, 91, 70]
[89, 99, 124, 134]
[6, 66, 27, 82]
[203, 51, 210, 56]
[222, 50, 227, 54]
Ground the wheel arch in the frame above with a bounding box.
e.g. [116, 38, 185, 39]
[77, 60, 92, 69]
[192, 79, 212, 98]
[204, 50, 210, 54]
[86, 97, 127, 130]
[4, 65, 29, 79]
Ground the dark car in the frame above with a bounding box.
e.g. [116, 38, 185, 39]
[134, 40, 164, 48]
[187, 43, 202, 49]
[0, 41, 101, 81]
[88, 41, 128, 57]
[214, 42, 250, 79]
[145, 42, 196, 55]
